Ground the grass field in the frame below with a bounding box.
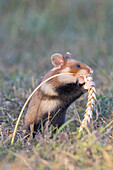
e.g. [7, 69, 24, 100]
[0, 0, 113, 169]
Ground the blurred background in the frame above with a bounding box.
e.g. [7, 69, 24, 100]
[0, 1, 113, 168]
[0, 0, 113, 88]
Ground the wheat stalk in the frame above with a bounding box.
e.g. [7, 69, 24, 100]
[79, 76, 97, 132]
[11, 72, 74, 145]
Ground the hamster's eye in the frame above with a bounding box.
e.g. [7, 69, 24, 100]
[76, 64, 81, 68]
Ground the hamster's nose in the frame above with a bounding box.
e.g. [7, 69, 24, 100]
[90, 69, 94, 75]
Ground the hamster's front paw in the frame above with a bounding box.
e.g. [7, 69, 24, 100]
[77, 76, 85, 84]
[83, 81, 95, 89]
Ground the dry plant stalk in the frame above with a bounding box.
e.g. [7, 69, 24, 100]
[79, 76, 97, 132]
[11, 72, 74, 145]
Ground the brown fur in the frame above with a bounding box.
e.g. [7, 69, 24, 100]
[24, 52, 93, 134]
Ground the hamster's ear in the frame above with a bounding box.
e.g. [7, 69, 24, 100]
[51, 53, 65, 67]
[65, 52, 73, 58]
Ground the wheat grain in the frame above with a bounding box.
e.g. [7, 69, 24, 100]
[79, 77, 96, 132]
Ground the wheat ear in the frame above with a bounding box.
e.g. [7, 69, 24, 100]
[79, 77, 96, 132]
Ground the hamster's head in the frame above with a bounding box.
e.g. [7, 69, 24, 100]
[51, 52, 93, 84]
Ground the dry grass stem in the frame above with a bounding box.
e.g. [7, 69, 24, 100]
[11, 72, 74, 145]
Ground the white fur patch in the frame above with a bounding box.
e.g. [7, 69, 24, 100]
[77, 69, 88, 76]
[58, 67, 77, 83]
[41, 99, 60, 113]
[41, 83, 57, 96]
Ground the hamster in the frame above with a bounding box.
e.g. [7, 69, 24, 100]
[24, 52, 94, 136]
